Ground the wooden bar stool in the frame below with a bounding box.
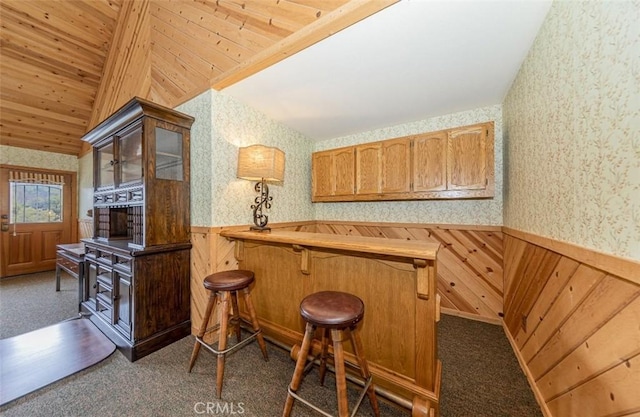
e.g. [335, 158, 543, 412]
[188, 270, 268, 398]
[283, 291, 379, 417]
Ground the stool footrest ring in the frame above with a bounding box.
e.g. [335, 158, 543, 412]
[195, 326, 262, 357]
[287, 375, 373, 417]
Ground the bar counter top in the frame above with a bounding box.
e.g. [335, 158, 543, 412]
[220, 229, 439, 260]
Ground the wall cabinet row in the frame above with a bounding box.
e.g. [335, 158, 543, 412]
[312, 121, 494, 202]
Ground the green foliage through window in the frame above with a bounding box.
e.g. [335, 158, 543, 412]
[10, 183, 63, 223]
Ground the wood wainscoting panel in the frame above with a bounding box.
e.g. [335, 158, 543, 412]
[502, 230, 640, 417]
[311, 221, 504, 323]
[78, 219, 93, 240]
[189, 222, 315, 337]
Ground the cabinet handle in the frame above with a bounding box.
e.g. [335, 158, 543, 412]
[93, 283, 97, 289]
[109, 159, 119, 166]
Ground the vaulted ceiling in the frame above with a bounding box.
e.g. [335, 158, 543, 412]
[0, 0, 395, 156]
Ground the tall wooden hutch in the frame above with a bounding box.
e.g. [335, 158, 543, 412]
[81, 97, 194, 361]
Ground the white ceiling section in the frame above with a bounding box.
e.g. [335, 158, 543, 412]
[223, 0, 552, 141]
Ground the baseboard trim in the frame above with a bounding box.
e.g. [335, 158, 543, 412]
[440, 308, 502, 325]
[502, 321, 551, 417]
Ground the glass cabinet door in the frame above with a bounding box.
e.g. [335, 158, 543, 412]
[155, 127, 183, 181]
[96, 142, 115, 189]
[118, 126, 143, 185]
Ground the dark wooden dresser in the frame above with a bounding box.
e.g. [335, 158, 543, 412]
[80, 97, 194, 361]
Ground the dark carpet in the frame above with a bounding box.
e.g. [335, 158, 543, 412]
[0, 272, 542, 416]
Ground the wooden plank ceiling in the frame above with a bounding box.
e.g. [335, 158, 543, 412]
[0, 0, 396, 157]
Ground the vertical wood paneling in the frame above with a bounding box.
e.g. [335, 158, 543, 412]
[503, 232, 640, 417]
[90, 0, 151, 130]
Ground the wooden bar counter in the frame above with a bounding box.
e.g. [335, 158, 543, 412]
[220, 229, 442, 416]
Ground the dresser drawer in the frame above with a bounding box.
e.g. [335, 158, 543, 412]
[56, 255, 79, 275]
[113, 254, 132, 273]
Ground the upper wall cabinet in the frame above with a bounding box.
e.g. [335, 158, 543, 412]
[311, 121, 494, 202]
[354, 138, 412, 195]
[312, 147, 355, 198]
[448, 124, 489, 191]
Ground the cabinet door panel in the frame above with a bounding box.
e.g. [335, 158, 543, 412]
[312, 152, 333, 198]
[448, 126, 487, 190]
[356, 144, 381, 194]
[333, 148, 355, 196]
[118, 124, 143, 186]
[86, 261, 99, 306]
[382, 139, 411, 193]
[413, 133, 447, 192]
[115, 272, 132, 340]
[96, 142, 115, 189]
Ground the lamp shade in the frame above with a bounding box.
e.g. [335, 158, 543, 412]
[237, 145, 285, 182]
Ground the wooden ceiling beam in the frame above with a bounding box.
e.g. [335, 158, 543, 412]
[212, 0, 399, 90]
[89, 0, 151, 128]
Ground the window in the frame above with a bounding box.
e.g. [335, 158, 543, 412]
[10, 182, 63, 223]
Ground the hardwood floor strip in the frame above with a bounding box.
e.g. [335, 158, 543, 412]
[0, 319, 115, 406]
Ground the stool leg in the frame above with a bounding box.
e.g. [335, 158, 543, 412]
[283, 322, 315, 417]
[350, 328, 380, 417]
[231, 291, 242, 344]
[216, 291, 231, 399]
[331, 329, 349, 417]
[188, 291, 218, 372]
[319, 327, 330, 386]
[242, 287, 268, 361]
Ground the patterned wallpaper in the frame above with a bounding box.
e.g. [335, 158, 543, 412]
[178, 90, 314, 227]
[77, 153, 93, 220]
[503, 0, 640, 260]
[313, 105, 504, 225]
[0, 145, 78, 172]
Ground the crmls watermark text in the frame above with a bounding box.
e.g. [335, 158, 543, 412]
[194, 402, 245, 415]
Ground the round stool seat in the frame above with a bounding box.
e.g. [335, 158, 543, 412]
[203, 270, 254, 292]
[300, 291, 364, 328]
